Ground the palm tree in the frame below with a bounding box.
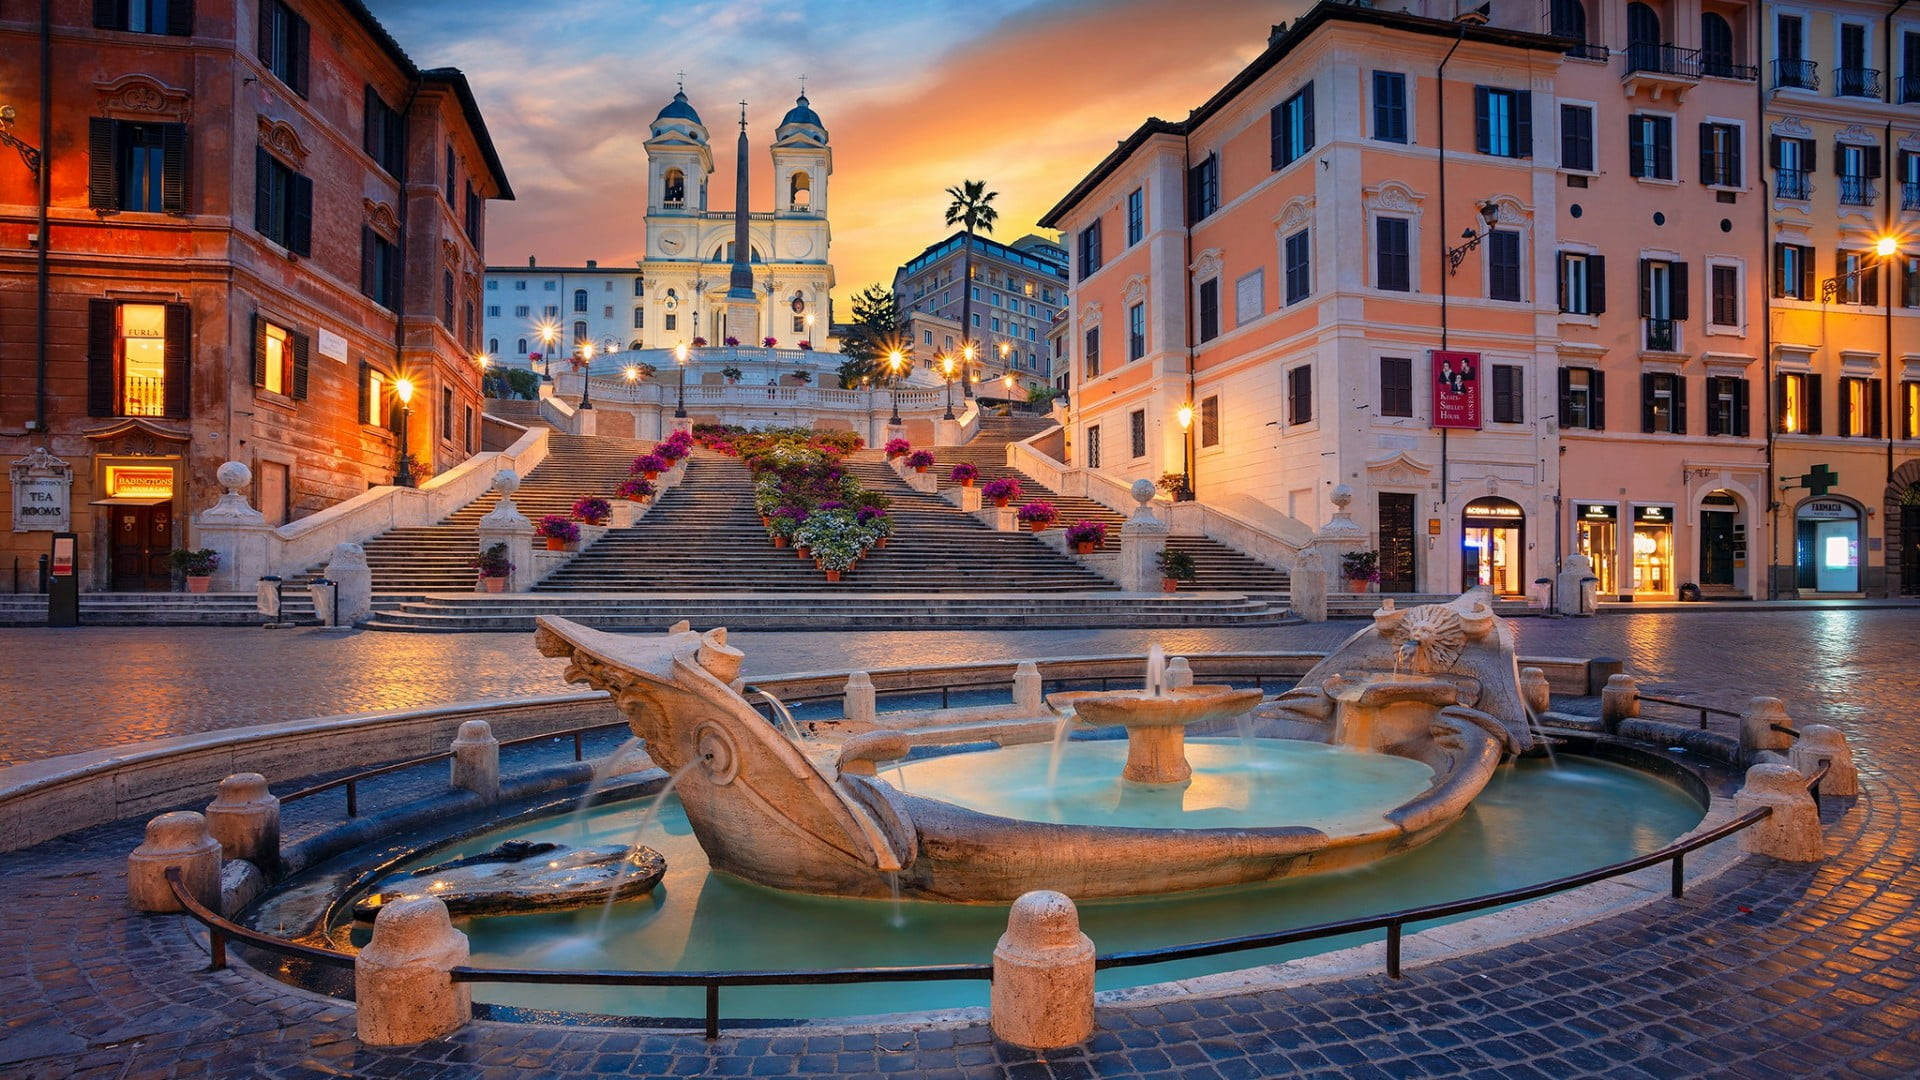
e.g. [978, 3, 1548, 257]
[944, 179, 998, 398]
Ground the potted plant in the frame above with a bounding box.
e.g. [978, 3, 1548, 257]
[798, 340, 813, 351]
[171, 548, 219, 593]
[692, 336, 709, 347]
[906, 450, 935, 473]
[537, 515, 580, 551]
[982, 477, 1023, 508]
[1157, 549, 1197, 593]
[471, 543, 513, 592]
[1157, 472, 1194, 503]
[884, 437, 911, 459]
[856, 505, 892, 548]
[763, 336, 778, 348]
[633, 452, 668, 479]
[791, 369, 813, 385]
[617, 477, 656, 503]
[722, 365, 743, 385]
[572, 496, 612, 525]
[1341, 549, 1381, 593]
[950, 463, 979, 487]
[767, 506, 805, 549]
[1064, 520, 1107, 554]
[1017, 501, 1058, 531]
[724, 336, 740, 347]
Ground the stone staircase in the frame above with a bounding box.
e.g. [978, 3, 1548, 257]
[482, 398, 549, 429]
[0, 590, 318, 627]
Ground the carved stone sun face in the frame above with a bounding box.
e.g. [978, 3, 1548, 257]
[1392, 604, 1466, 674]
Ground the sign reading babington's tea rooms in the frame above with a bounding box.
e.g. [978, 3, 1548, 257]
[10, 447, 72, 532]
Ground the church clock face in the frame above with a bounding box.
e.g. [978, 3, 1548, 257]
[783, 233, 814, 259]
[658, 232, 685, 255]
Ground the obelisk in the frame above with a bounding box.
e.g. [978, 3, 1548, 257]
[722, 102, 760, 345]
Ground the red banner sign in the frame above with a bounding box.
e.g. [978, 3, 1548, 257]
[1430, 350, 1482, 430]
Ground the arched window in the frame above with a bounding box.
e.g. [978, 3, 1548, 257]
[713, 243, 765, 263]
[487, 337, 498, 355]
[789, 171, 811, 210]
[516, 337, 528, 355]
[1700, 12, 1734, 75]
[633, 307, 645, 329]
[572, 289, 588, 313]
[1627, 3, 1661, 47]
[1549, 0, 1587, 42]
[634, 278, 645, 296]
[629, 339, 643, 350]
[662, 168, 686, 208]
[572, 321, 587, 344]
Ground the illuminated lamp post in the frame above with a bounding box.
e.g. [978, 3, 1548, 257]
[1177, 401, 1194, 500]
[941, 354, 956, 420]
[887, 349, 905, 426]
[961, 343, 977, 399]
[576, 341, 595, 410]
[535, 319, 560, 382]
[393, 377, 416, 487]
[674, 341, 690, 418]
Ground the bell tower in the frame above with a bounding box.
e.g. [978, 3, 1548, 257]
[771, 91, 830, 219]
[644, 86, 712, 218]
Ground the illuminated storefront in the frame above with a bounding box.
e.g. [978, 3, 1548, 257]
[1631, 504, 1674, 596]
[1573, 501, 1617, 595]
[1795, 499, 1861, 593]
[1461, 497, 1526, 596]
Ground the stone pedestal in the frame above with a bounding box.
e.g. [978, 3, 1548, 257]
[1741, 698, 1795, 763]
[1599, 674, 1639, 731]
[1117, 480, 1168, 592]
[450, 720, 500, 803]
[475, 470, 535, 593]
[128, 811, 222, 913]
[205, 773, 280, 873]
[355, 897, 472, 1045]
[1788, 724, 1859, 796]
[990, 506, 1019, 532]
[572, 406, 596, 437]
[1309, 485, 1370, 587]
[991, 891, 1096, 1050]
[1166, 500, 1204, 537]
[1556, 553, 1597, 616]
[314, 543, 372, 626]
[936, 417, 966, 445]
[610, 501, 643, 528]
[905, 470, 938, 494]
[958, 486, 982, 512]
[195, 461, 274, 592]
[1012, 661, 1043, 713]
[1518, 667, 1551, 714]
[669, 416, 693, 437]
[1123, 725, 1191, 784]
[1289, 548, 1328, 621]
[843, 671, 876, 726]
[1734, 763, 1824, 861]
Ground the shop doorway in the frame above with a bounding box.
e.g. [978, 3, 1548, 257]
[109, 502, 173, 591]
[1573, 502, 1618, 596]
[1698, 491, 1741, 589]
[1630, 504, 1675, 596]
[1902, 504, 1920, 596]
[1377, 493, 1416, 592]
[1795, 499, 1860, 593]
[1461, 497, 1525, 596]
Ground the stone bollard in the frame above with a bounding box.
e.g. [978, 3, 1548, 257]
[1599, 674, 1639, 731]
[449, 720, 500, 803]
[1787, 724, 1860, 797]
[990, 890, 1096, 1050]
[355, 896, 472, 1045]
[843, 671, 877, 726]
[128, 811, 222, 913]
[205, 772, 281, 874]
[1733, 763, 1824, 861]
[1518, 667, 1551, 715]
[1012, 661, 1043, 713]
[1740, 697, 1796, 763]
[1163, 657, 1194, 690]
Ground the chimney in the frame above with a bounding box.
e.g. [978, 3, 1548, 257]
[587, 259, 598, 269]
[527, 256, 536, 267]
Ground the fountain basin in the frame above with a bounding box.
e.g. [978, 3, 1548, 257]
[350, 840, 666, 920]
[1047, 686, 1267, 784]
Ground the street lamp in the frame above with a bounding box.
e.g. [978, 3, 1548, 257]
[961, 344, 977, 399]
[887, 349, 905, 426]
[623, 363, 641, 401]
[1177, 402, 1194, 500]
[673, 341, 689, 418]
[534, 319, 560, 381]
[940, 354, 956, 420]
[805, 312, 815, 344]
[576, 341, 595, 410]
[393, 376, 416, 488]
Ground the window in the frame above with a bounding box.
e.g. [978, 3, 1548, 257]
[464, 405, 475, 454]
[1560, 104, 1594, 172]
[1628, 114, 1674, 179]
[444, 145, 456, 207]
[1551, 0, 1588, 43]
[633, 308, 645, 329]
[1699, 122, 1741, 186]
[1641, 372, 1685, 433]
[1777, 371, 1819, 434]
[1771, 135, 1813, 198]
[1197, 280, 1219, 343]
[1199, 396, 1220, 448]
[1700, 13, 1736, 77]
[1085, 424, 1101, 469]
[465, 183, 481, 243]
[1127, 303, 1145, 360]
[1709, 264, 1740, 326]
[1287, 365, 1313, 425]
[514, 280, 526, 291]
[1372, 72, 1406, 143]
[361, 364, 397, 429]
[1777, 14, 1805, 67]
[1271, 84, 1315, 169]
[258, 0, 309, 96]
[1474, 87, 1532, 158]
[443, 271, 455, 327]
[1187, 153, 1219, 222]
[1904, 254, 1920, 308]
[1077, 222, 1102, 277]
[1558, 252, 1606, 314]
[543, 305, 558, 318]
[1491, 365, 1524, 424]
[1838, 24, 1872, 96]
[88, 119, 188, 214]
[1705, 376, 1751, 436]
[486, 305, 500, 318]
[95, 0, 192, 33]
[364, 87, 405, 176]
[253, 147, 312, 255]
[1380, 357, 1413, 418]
[572, 289, 588, 313]
[1835, 143, 1880, 206]
[1235, 269, 1265, 325]
[1626, 3, 1661, 53]
[1487, 230, 1522, 301]
[634, 279, 646, 296]
[1084, 326, 1101, 379]
[1839, 377, 1883, 437]
[1902, 150, 1920, 211]
[87, 300, 188, 419]
[1376, 217, 1410, 292]
[1129, 410, 1147, 458]
[1774, 243, 1814, 299]
[664, 314, 676, 332]
[514, 305, 529, 318]
[516, 338, 527, 355]
[1126, 188, 1144, 246]
[1559, 367, 1606, 429]
[1284, 229, 1311, 304]
[571, 321, 587, 344]
[441, 387, 454, 442]
[1836, 250, 1880, 306]
[1639, 258, 1688, 350]
[360, 228, 401, 308]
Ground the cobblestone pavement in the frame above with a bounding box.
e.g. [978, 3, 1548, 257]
[2, 610, 1918, 1077]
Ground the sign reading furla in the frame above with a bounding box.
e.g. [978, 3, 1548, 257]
[10, 448, 72, 533]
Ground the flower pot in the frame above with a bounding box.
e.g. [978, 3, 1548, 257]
[796, 546, 810, 559]
[877, 537, 888, 548]
[773, 535, 789, 548]
[760, 516, 771, 528]
[960, 478, 974, 487]
[824, 570, 841, 583]
[545, 537, 566, 551]
[1347, 579, 1371, 593]
[584, 518, 608, 527]
[1162, 578, 1179, 593]
[914, 466, 927, 474]
[1027, 521, 1046, 532]
[185, 576, 211, 594]
[643, 470, 659, 480]
[994, 497, 1010, 508]
[483, 577, 507, 593]
[1075, 542, 1095, 555]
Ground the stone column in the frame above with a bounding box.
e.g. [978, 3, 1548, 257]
[843, 671, 876, 726]
[316, 542, 373, 626]
[1733, 763, 1824, 861]
[205, 773, 280, 874]
[475, 470, 535, 593]
[1740, 697, 1796, 763]
[990, 890, 1096, 1050]
[1599, 673, 1639, 731]
[193, 461, 274, 592]
[1012, 661, 1043, 713]
[1788, 724, 1859, 796]
[1117, 479, 1168, 592]
[128, 811, 222, 913]
[450, 720, 500, 803]
[354, 896, 472, 1045]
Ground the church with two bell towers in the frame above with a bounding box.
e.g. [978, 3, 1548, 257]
[638, 83, 836, 350]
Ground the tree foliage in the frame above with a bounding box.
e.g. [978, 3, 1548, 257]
[836, 284, 904, 389]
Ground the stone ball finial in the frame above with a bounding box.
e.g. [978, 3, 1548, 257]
[492, 469, 520, 496]
[217, 460, 252, 493]
[1130, 478, 1155, 507]
[1329, 483, 1354, 510]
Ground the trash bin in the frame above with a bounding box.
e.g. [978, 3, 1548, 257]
[1578, 576, 1600, 616]
[257, 575, 282, 620]
[1528, 578, 1552, 609]
[308, 578, 338, 627]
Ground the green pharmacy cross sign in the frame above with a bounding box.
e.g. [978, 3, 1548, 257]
[1780, 463, 1839, 496]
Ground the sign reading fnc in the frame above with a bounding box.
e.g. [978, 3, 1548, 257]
[1430, 350, 1482, 430]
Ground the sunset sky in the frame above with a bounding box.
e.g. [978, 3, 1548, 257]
[366, 0, 1303, 303]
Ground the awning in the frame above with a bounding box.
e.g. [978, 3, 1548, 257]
[90, 496, 172, 506]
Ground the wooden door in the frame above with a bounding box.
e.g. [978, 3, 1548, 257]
[1377, 493, 1416, 592]
[110, 503, 173, 591]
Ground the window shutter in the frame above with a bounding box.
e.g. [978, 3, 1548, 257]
[361, 227, 376, 296]
[386, 239, 404, 310]
[1638, 259, 1653, 318]
[1588, 254, 1607, 313]
[1591, 369, 1606, 429]
[363, 87, 377, 159]
[1834, 140, 1846, 176]
[1870, 379, 1884, 438]
[290, 331, 310, 400]
[252, 313, 268, 387]
[290, 13, 310, 97]
[1653, 120, 1672, 179]
[1673, 375, 1687, 434]
[94, 0, 123, 29]
[1474, 87, 1491, 154]
[1641, 372, 1656, 433]
[1807, 374, 1823, 435]
[1557, 367, 1572, 427]
[167, 0, 194, 36]
[1768, 134, 1782, 169]
[1301, 86, 1315, 152]
[257, 0, 273, 59]
[1706, 379, 1723, 435]
[1555, 255, 1568, 312]
[1269, 104, 1285, 170]
[1803, 138, 1816, 173]
[163, 303, 191, 419]
[88, 300, 116, 417]
[1514, 91, 1532, 158]
[1799, 250, 1814, 301]
[289, 173, 313, 256]
[1628, 118, 1646, 178]
[1734, 378, 1750, 437]
[253, 146, 273, 236]
[1838, 378, 1853, 437]
[1728, 131, 1742, 185]
[161, 123, 189, 212]
[1699, 123, 1715, 184]
[358, 362, 371, 424]
[1865, 146, 1882, 178]
[88, 118, 118, 210]
[1672, 262, 1689, 320]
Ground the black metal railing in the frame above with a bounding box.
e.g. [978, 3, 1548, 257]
[1901, 75, 1920, 104]
[280, 720, 618, 817]
[1835, 67, 1881, 97]
[1567, 40, 1610, 62]
[1636, 693, 1742, 730]
[1777, 168, 1813, 200]
[1903, 181, 1920, 212]
[1625, 42, 1701, 79]
[1699, 55, 1758, 81]
[1838, 175, 1877, 206]
[1644, 318, 1678, 352]
[1773, 58, 1819, 91]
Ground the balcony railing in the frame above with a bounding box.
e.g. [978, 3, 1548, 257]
[1904, 181, 1920, 212]
[123, 376, 164, 417]
[1625, 42, 1701, 80]
[1838, 175, 1877, 206]
[1772, 58, 1819, 91]
[1644, 318, 1678, 352]
[1700, 56, 1759, 81]
[1901, 75, 1920, 104]
[1566, 40, 1610, 61]
[1835, 67, 1881, 97]
[1777, 168, 1812, 200]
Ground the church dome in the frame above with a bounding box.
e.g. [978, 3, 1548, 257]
[780, 94, 824, 132]
[655, 90, 702, 125]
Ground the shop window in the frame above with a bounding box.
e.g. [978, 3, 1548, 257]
[1795, 500, 1861, 592]
[88, 300, 189, 419]
[1777, 371, 1820, 434]
[1574, 502, 1617, 595]
[1631, 505, 1674, 594]
[1462, 497, 1526, 595]
[1838, 376, 1883, 437]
